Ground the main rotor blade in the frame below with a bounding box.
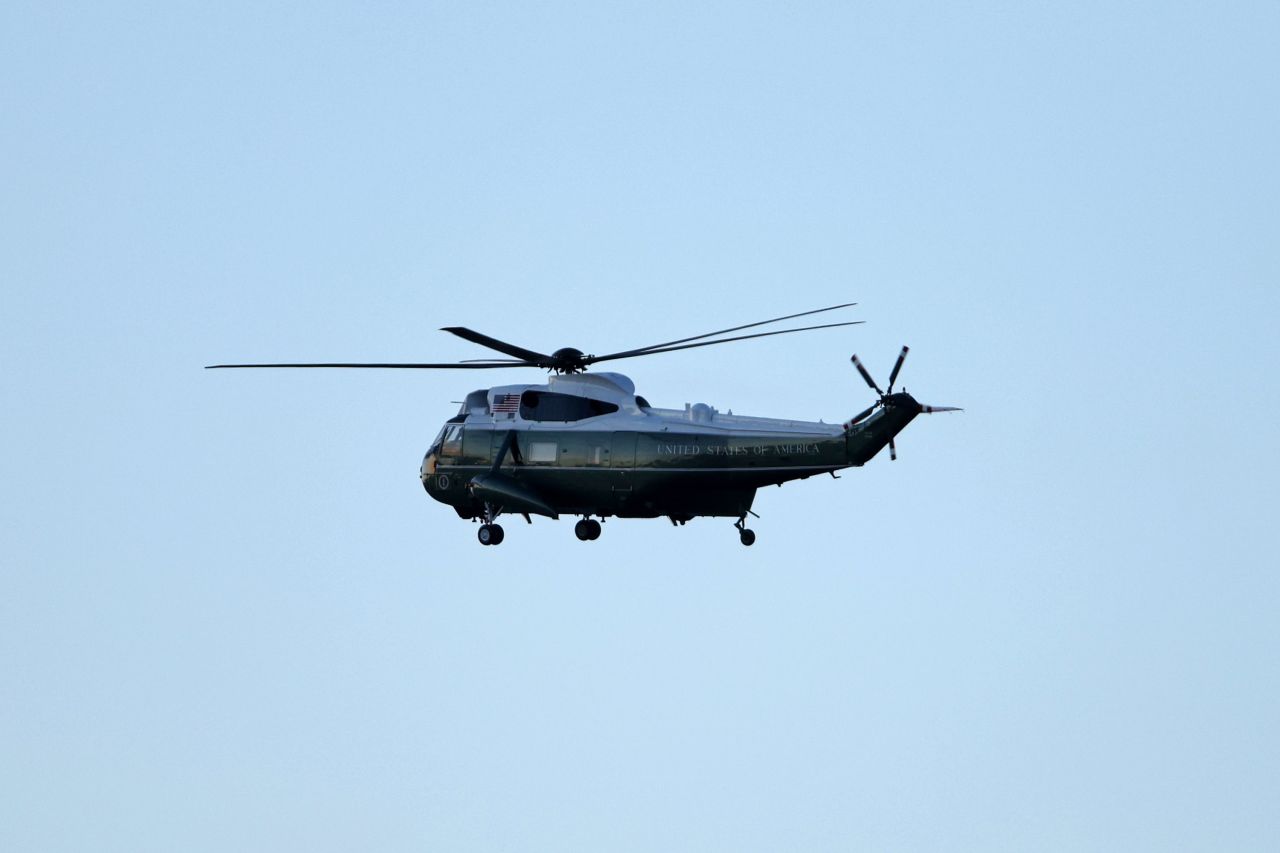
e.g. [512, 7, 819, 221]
[845, 404, 878, 428]
[205, 361, 532, 370]
[850, 355, 883, 395]
[921, 405, 963, 413]
[886, 345, 909, 392]
[889, 437, 897, 461]
[439, 327, 551, 364]
[586, 320, 863, 365]
[590, 302, 857, 362]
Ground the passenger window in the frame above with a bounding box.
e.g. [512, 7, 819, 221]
[519, 391, 619, 422]
[527, 441, 558, 463]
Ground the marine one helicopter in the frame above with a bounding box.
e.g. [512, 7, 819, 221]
[207, 303, 959, 546]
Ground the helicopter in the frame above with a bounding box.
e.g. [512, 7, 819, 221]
[207, 303, 959, 546]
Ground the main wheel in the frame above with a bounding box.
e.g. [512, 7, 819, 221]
[478, 524, 499, 546]
[574, 519, 593, 541]
[739, 528, 756, 547]
[586, 519, 601, 540]
[489, 524, 504, 545]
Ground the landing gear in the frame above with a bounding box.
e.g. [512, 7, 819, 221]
[574, 518, 602, 541]
[734, 515, 756, 547]
[477, 501, 505, 545]
[478, 523, 504, 546]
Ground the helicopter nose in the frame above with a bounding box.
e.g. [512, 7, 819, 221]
[421, 452, 438, 487]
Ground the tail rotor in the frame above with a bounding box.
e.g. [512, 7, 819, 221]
[842, 345, 961, 459]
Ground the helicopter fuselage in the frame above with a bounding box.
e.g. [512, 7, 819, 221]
[420, 371, 918, 523]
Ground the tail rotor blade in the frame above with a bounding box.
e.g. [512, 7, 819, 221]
[850, 355, 883, 395]
[889, 437, 897, 461]
[921, 405, 963, 414]
[887, 345, 909, 392]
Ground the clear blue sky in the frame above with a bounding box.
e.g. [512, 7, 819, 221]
[3, 2, 1277, 851]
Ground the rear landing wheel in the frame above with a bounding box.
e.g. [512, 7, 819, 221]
[575, 519, 601, 541]
[739, 528, 756, 547]
[478, 523, 504, 546]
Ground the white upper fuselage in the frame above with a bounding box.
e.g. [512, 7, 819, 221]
[455, 371, 843, 437]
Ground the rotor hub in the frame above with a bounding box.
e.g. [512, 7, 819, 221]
[549, 347, 588, 373]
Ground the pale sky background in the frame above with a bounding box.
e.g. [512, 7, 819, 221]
[3, 2, 1278, 851]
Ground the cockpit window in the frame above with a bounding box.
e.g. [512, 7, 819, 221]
[519, 391, 619, 422]
[439, 424, 464, 457]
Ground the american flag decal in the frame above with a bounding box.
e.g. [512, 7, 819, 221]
[492, 393, 521, 413]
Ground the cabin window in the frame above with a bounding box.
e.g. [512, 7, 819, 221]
[527, 441, 558, 463]
[462, 428, 492, 464]
[519, 390, 619, 422]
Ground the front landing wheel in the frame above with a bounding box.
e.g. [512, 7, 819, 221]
[478, 523, 504, 546]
